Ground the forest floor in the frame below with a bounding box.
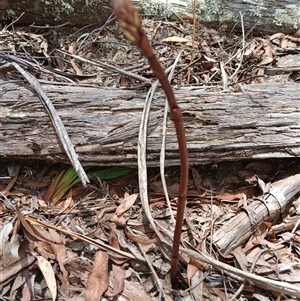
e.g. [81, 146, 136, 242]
[0, 12, 300, 301]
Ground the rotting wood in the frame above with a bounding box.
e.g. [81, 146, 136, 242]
[0, 79, 299, 166]
[211, 173, 300, 255]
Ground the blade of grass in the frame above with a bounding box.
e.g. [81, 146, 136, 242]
[44, 166, 134, 204]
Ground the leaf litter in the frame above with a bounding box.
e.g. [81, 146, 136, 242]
[0, 9, 300, 301]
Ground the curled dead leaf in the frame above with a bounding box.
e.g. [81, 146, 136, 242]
[161, 36, 189, 44]
[85, 251, 109, 301]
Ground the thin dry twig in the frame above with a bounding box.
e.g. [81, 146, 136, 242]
[1, 12, 25, 31]
[183, 247, 300, 298]
[228, 246, 267, 301]
[0, 58, 89, 186]
[160, 55, 183, 226]
[220, 61, 228, 90]
[56, 49, 152, 84]
[0, 53, 76, 83]
[137, 80, 166, 241]
[186, 0, 197, 84]
[75, 13, 116, 54]
[229, 12, 246, 80]
[138, 243, 167, 300]
[25, 216, 137, 260]
[208, 20, 260, 85]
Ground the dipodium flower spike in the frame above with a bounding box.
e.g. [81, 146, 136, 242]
[111, 0, 189, 289]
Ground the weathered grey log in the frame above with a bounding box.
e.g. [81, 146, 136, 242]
[211, 173, 300, 255]
[0, 79, 299, 166]
[0, 0, 112, 28]
[0, 0, 299, 33]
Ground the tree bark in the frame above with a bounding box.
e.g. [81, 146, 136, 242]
[211, 173, 300, 255]
[0, 0, 299, 33]
[0, 79, 299, 166]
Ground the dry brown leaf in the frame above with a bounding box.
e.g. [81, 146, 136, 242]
[113, 193, 138, 226]
[70, 59, 83, 75]
[85, 250, 109, 301]
[269, 32, 285, 40]
[1, 176, 17, 196]
[21, 282, 31, 301]
[216, 191, 244, 201]
[125, 227, 159, 245]
[257, 56, 274, 66]
[106, 264, 126, 297]
[264, 43, 275, 57]
[281, 38, 289, 49]
[0, 255, 36, 287]
[292, 233, 300, 243]
[0, 202, 8, 215]
[108, 227, 120, 249]
[108, 227, 130, 264]
[203, 96, 219, 103]
[36, 255, 57, 301]
[122, 279, 157, 301]
[243, 224, 274, 254]
[16, 205, 59, 244]
[256, 68, 265, 83]
[207, 285, 227, 301]
[31, 240, 55, 260]
[48, 228, 69, 296]
[68, 43, 77, 54]
[65, 257, 92, 285]
[232, 246, 249, 272]
[58, 189, 74, 214]
[115, 193, 138, 216]
[187, 263, 198, 285]
[0, 220, 20, 267]
[161, 36, 189, 44]
[201, 61, 214, 70]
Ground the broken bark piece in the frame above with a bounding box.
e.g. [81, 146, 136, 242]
[211, 173, 300, 255]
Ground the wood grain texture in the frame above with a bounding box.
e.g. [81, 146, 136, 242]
[211, 173, 300, 255]
[0, 79, 299, 166]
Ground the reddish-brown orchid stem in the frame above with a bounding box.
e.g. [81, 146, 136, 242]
[147, 57, 189, 288]
[110, 0, 189, 288]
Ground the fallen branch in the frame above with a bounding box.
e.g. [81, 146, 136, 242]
[212, 173, 300, 255]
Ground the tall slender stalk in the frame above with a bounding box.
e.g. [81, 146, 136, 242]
[110, 0, 189, 287]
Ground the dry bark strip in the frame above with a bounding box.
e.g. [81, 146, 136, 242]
[0, 79, 299, 166]
[182, 246, 300, 298]
[0, 0, 299, 33]
[211, 173, 300, 255]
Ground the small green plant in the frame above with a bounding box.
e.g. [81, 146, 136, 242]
[43, 166, 134, 204]
[110, 0, 189, 288]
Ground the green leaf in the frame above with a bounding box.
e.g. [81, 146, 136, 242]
[88, 167, 134, 180]
[44, 166, 135, 204]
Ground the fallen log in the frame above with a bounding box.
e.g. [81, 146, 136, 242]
[0, 0, 299, 33]
[0, 79, 299, 166]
